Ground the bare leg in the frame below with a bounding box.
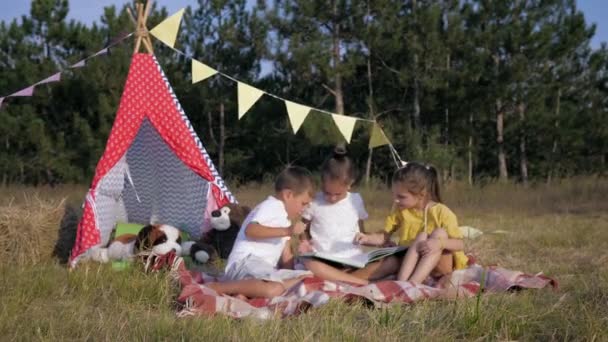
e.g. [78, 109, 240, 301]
[206, 279, 286, 298]
[397, 232, 428, 281]
[304, 259, 369, 285]
[408, 229, 449, 283]
[351, 256, 401, 281]
[431, 252, 454, 277]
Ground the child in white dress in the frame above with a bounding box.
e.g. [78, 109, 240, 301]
[299, 146, 399, 285]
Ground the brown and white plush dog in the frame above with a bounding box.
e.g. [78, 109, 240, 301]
[190, 203, 251, 263]
[93, 224, 187, 262]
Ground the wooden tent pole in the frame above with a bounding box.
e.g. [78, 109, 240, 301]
[131, 1, 154, 55]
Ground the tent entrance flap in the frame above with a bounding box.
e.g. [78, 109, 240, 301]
[121, 118, 209, 239]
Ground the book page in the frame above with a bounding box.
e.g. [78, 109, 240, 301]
[367, 246, 407, 262]
[320, 241, 365, 258]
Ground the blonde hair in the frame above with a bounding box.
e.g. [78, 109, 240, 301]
[392, 162, 441, 202]
[275, 166, 314, 196]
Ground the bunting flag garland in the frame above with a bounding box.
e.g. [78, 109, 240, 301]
[0, 32, 132, 111]
[237, 82, 264, 119]
[369, 123, 390, 149]
[36, 72, 61, 86]
[284, 100, 311, 134]
[70, 60, 86, 68]
[192, 59, 218, 84]
[10, 86, 35, 97]
[1, 7, 405, 167]
[146, 8, 403, 151]
[331, 114, 358, 143]
[93, 48, 108, 57]
[149, 8, 184, 49]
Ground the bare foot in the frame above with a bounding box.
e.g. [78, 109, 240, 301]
[235, 294, 249, 301]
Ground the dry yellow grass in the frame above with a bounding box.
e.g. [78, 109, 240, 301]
[0, 194, 66, 265]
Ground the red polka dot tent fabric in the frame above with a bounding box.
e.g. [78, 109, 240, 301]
[69, 53, 235, 266]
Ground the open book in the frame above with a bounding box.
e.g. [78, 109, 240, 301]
[300, 245, 407, 269]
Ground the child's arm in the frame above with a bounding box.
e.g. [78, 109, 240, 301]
[354, 231, 390, 246]
[245, 221, 307, 239]
[439, 237, 464, 252]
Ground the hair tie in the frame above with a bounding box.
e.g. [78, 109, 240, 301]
[425, 164, 430, 170]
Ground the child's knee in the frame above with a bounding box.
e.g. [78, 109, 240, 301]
[430, 228, 448, 240]
[264, 282, 286, 297]
[415, 232, 428, 241]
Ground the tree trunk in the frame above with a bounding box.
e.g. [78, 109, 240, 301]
[364, 0, 374, 186]
[444, 53, 450, 146]
[219, 102, 225, 175]
[444, 52, 450, 180]
[413, 71, 421, 131]
[412, 0, 421, 131]
[365, 56, 375, 185]
[547, 88, 561, 184]
[496, 98, 508, 181]
[468, 112, 473, 186]
[518, 102, 528, 187]
[332, 0, 344, 115]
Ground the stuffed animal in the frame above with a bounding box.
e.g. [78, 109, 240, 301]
[190, 203, 251, 263]
[91, 224, 190, 263]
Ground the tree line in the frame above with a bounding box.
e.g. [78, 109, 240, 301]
[0, 0, 606, 186]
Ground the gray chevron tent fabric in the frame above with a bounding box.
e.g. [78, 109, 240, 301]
[70, 54, 235, 265]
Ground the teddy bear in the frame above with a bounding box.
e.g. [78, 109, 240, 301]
[190, 203, 251, 263]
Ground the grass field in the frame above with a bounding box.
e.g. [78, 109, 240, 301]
[1, 178, 607, 341]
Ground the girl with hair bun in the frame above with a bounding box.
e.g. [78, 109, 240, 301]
[299, 145, 398, 285]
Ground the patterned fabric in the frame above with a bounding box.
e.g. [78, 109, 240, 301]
[70, 54, 234, 265]
[122, 119, 209, 239]
[172, 259, 557, 319]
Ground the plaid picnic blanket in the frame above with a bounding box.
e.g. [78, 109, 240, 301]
[171, 258, 557, 319]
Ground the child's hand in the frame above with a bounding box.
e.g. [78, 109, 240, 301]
[417, 239, 441, 256]
[354, 233, 380, 246]
[382, 240, 397, 248]
[298, 239, 313, 254]
[290, 221, 307, 236]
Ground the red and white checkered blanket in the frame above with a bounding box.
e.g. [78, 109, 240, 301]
[171, 258, 557, 319]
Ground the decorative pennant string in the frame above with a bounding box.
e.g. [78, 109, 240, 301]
[0, 32, 133, 106]
[154, 39, 405, 162]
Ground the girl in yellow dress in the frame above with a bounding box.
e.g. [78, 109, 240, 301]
[355, 162, 468, 283]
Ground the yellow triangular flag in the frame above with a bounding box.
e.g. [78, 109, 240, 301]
[192, 59, 218, 84]
[369, 123, 390, 149]
[238, 82, 264, 119]
[284, 100, 311, 134]
[150, 8, 185, 48]
[331, 114, 358, 143]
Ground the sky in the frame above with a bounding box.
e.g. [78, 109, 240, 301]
[0, 0, 605, 49]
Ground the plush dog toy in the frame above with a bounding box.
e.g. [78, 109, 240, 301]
[92, 224, 189, 262]
[190, 203, 251, 263]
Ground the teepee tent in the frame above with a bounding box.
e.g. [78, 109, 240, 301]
[69, 53, 235, 266]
